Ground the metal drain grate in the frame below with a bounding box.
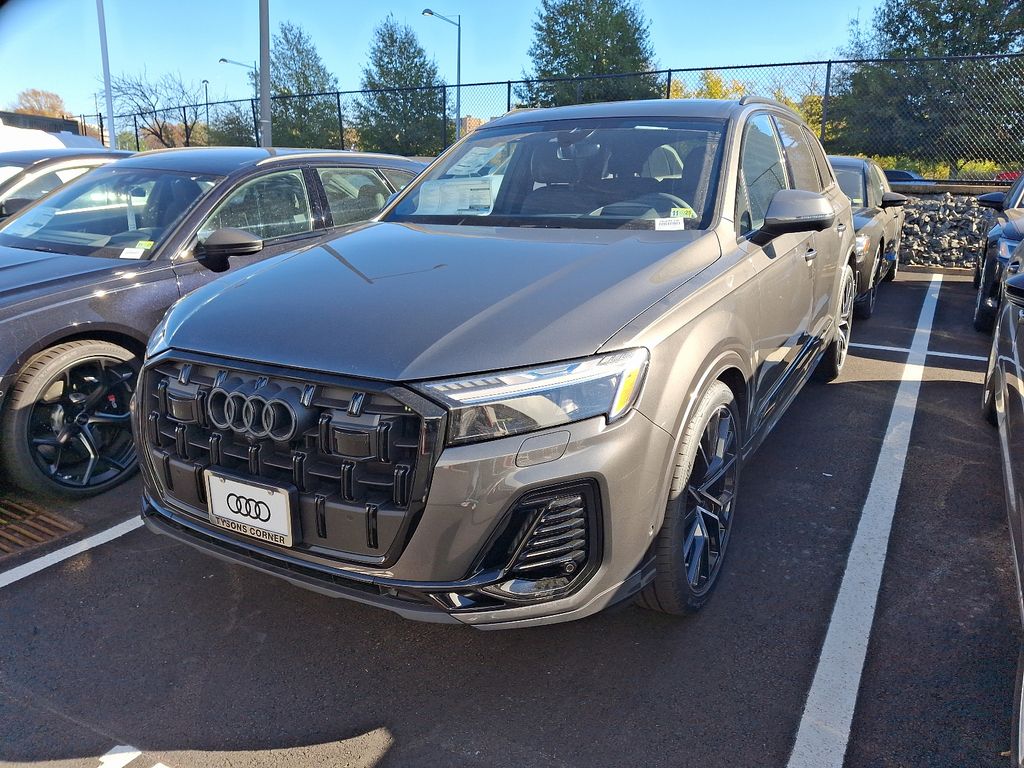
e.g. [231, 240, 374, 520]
[0, 498, 80, 558]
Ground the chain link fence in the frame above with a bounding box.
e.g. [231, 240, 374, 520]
[78, 54, 1024, 181]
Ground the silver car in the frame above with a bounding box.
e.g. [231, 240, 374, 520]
[135, 98, 855, 628]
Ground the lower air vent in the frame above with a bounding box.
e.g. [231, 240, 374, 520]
[481, 481, 600, 602]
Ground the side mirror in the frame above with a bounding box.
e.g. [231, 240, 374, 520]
[1004, 271, 1024, 307]
[880, 191, 908, 208]
[196, 227, 263, 273]
[978, 191, 1006, 211]
[751, 189, 836, 245]
[0, 197, 32, 219]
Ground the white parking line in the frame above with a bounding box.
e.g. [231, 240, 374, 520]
[850, 341, 986, 363]
[787, 274, 943, 768]
[0, 516, 142, 590]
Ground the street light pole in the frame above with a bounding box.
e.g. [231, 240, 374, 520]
[258, 0, 272, 148]
[95, 0, 115, 147]
[219, 57, 261, 144]
[422, 9, 462, 142]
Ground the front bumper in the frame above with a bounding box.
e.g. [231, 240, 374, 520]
[142, 411, 674, 629]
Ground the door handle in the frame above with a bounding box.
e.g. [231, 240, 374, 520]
[836, 223, 847, 233]
[804, 248, 817, 263]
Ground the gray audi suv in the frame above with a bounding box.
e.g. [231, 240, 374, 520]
[134, 97, 855, 629]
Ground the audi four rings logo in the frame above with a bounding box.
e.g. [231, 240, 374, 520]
[225, 492, 271, 522]
[207, 381, 311, 441]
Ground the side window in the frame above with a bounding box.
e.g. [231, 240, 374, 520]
[6, 165, 93, 203]
[735, 113, 787, 236]
[381, 168, 416, 191]
[317, 167, 391, 226]
[803, 126, 834, 189]
[199, 169, 312, 241]
[867, 164, 885, 208]
[774, 117, 821, 192]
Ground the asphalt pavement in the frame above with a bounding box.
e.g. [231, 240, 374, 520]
[0, 271, 1017, 768]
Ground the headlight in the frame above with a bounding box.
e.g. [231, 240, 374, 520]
[997, 237, 1021, 263]
[854, 234, 871, 257]
[415, 348, 650, 446]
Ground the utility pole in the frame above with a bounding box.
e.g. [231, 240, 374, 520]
[95, 0, 115, 147]
[258, 0, 272, 147]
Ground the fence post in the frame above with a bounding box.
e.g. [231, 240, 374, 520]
[98, 113, 105, 147]
[441, 86, 448, 150]
[250, 99, 259, 147]
[133, 114, 140, 151]
[575, 78, 583, 104]
[335, 92, 345, 150]
[665, 69, 673, 99]
[507, 81, 512, 112]
[820, 60, 833, 144]
[182, 106, 190, 146]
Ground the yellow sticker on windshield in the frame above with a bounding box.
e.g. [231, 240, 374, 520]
[136, 240, 155, 249]
[670, 205, 696, 219]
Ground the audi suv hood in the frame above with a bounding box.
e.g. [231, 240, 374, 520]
[0, 245, 134, 316]
[157, 222, 721, 381]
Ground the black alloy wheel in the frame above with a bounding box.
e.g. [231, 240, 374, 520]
[1, 341, 139, 497]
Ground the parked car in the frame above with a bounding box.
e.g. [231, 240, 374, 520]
[981, 249, 1024, 768]
[0, 148, 132, 220]
[135, 97, 855, 629]
[884, 169, 927, 183]
[995, 170, 1022, 182]
[0, 147, 424, 497]
[972, 174, 1024, 331]
[830, 155, 908, 318]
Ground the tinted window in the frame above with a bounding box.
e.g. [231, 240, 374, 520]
[866, 163, 885, 208]
[381, 168, 416, 191]
[317, 167, 391, 226]
[774, 117, 821, 192]
[7, 165, 93, 203]
[387, 117, 727, 231]
[200, 169, 312, 242]
[735, 113, 787, 235]
[803, 127, 834, 189]
[1007, 174, 1024, 209]
[835, 166, 866, 207]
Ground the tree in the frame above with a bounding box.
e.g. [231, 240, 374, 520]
[830, 0, 1024, 176]
[518, 0, 661, 107]
[670, 71, 746, 100]
[111, 71, 204, 148]
[9, 88, 68, 117]
[354, 17, 447, 155]
[265, 22, 341, 148]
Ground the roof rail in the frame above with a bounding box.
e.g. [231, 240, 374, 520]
[738, 94, 795, 111]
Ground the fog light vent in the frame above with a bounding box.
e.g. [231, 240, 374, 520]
[511, 493, 587, 577]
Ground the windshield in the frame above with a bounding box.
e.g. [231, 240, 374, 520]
[0, 166, 221, 259]
[386, 117, 727, 230]
[835, 166, 865, 207]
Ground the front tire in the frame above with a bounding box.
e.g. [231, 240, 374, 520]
[883, 238, 899, 283]
[637, 380, 740, 615]
[815, 262, 856, 382]
[0, 340, 139, 498]
[854, 246, 882, 320]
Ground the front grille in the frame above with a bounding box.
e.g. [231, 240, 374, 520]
[140, 352, 443, 566]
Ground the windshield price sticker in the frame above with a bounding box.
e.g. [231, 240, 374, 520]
[119, 247, 145, 259]
[654, 217, 686, 231]
[670, 205, 697, 219]
[415, 177, 499, 216]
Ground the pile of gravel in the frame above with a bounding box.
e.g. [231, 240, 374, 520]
[899, 193, 994, 268]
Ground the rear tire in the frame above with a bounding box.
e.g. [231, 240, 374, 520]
[637, 380, 740, 615]
[854, 247, 882, 320]
[815, 263, 856, 383]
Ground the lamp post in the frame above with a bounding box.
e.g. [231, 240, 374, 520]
[219, 57, 261, 146]
[422, 8, 461, 141]
[201, 79, 210, 144]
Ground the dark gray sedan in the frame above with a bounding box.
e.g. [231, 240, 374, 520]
[830, 155, 908, 318]
[982, 249, 1024, 768]
[0, 148, 132, 220]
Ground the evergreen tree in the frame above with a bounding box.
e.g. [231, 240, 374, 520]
[518, 0, 660, 107]
[354, 17, 447, 155]
[265, 22, 341, 148]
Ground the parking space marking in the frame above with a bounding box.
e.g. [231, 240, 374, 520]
[850, 341, 986, 363]
[787, 274, 943, 768]
[0, 516, 142, 590]
[97, 746, 141, 767]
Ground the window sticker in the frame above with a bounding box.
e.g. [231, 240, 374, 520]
[119, 247, 145, 259]
[136, 239, 155, 249]
[414, 177, 500, 216]
[654, 217, 686, 231]
[670, 205, 697, 219]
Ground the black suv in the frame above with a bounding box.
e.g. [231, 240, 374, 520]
[0, 147, 422, 497]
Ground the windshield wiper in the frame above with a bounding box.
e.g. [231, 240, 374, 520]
[11, 243, 63, 254]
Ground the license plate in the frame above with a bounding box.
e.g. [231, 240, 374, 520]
[205, 470, 294, 547]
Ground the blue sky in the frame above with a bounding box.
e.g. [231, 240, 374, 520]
[0, 0, 876, 117]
